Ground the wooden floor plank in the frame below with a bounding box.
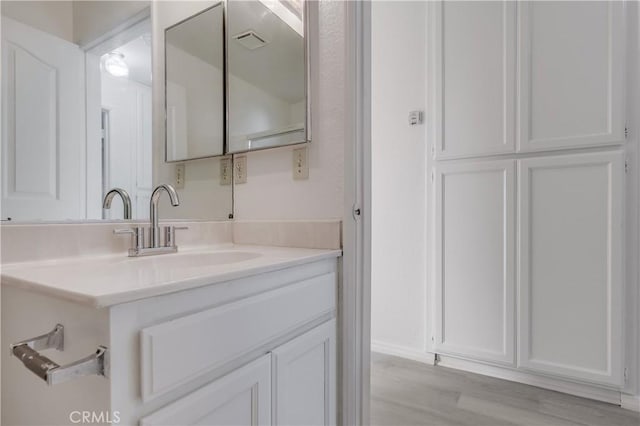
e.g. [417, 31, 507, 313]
[370, 353, 640, 426]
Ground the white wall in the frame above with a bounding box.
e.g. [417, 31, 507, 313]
[370, 1, 428, 357]
[1, 1, 73, 42]
[233, 0, 345, 220]
[166, 43, 224, 159]
[228, 72, 293, 151]
[73, 1, 148, 46]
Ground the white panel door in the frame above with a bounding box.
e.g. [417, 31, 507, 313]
[433, 160, 515, 365]
[140, 355, 271, 426]
[518, 1, 625, 152]
[272, 320, 336, 426]
[518, 152, 623, 386]
[433, 1, 516, 159]
[1, 17, 85, 221]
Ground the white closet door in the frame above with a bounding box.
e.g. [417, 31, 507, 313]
[518, 151, 623, 387]
[433, 1, 516, 159]
[518, 1, 625, 152]
[433, 160, 515, 365]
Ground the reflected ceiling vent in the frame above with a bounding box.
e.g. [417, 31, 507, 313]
[233, 30, 268, 50]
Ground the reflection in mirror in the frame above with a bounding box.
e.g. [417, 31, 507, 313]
[227, 0, 307, 153]
[165, 3, 224, 162]
[1, 1, 152, 221]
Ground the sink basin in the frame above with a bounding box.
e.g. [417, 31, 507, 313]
[142, 251, 262, 268]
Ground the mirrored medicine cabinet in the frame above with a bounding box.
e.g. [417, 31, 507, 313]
[164, 0, 310, 162]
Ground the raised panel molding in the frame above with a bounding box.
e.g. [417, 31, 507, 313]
[140, 355, 271, 426]
[517, 1, 625, 152]
[518, 151, 624, 387]
[433, 1, 516, 159]
[272, 320, 336, 426]
[3, 42, 58, 199]
[434, 160, 515, 365]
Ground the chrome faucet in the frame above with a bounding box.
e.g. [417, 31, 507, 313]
[114, 184, 187, 257]
[150, 184, 180, 248]
[103, 188, 132, 220]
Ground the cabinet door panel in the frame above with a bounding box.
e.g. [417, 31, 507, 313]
[434, 160, 515, 364]
[272, 320, 336, 426]
[518, 152, 623, 386]
[518, 1, 624, 151]
[434, 1, 516, 159]
[140, 355, 271, 426]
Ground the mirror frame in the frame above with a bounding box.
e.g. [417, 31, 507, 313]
[164, 2, 226, 163]
[225, 0, 311, 155]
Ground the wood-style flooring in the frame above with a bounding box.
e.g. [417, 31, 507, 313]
[370, 352, 640, 426]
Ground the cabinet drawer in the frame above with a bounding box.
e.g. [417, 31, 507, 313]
[140, 272, 336, 401]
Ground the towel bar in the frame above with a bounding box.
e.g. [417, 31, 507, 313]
[10, 324, 108, 385]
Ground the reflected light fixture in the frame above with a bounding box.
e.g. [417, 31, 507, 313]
[101, 52, 129, 77]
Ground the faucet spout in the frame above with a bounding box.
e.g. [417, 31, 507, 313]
[103, 188, 132, 220]
[150, 184, 180, 247]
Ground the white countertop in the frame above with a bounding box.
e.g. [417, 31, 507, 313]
[1, 244, 342, 308]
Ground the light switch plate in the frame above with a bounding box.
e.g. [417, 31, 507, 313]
[220, 157, 232, 185]
[175, 164, 185, 189]
[293, 146, 309, 180]
[234, 155, 247, 184]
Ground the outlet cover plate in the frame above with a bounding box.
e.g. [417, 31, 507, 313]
[175, 164, 185, 189]
[220, 157, 232, 185]
[234, 155, 247, 184]
[293, 146, 309, 180]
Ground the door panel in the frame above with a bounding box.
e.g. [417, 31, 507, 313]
[434, 1, 516, 159]
[518, 152, 623, 386]
[140, 355, 271, 426]
[1, 17, 85, 220]
[433, 160, 515, 365]
[518, 1, 624, 151]
[272, 320, 336, 426]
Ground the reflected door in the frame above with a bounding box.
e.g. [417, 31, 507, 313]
[1, 17, 85, 221]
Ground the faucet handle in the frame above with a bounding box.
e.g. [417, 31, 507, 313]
[114, 227, 146, 250]
[163, 225, 188, 248]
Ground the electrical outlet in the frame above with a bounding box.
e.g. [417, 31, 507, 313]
[220, 157, 232, 185]
[234, 155, 247, 184]
[292, 146, 309, 180]
[175, 164, 185, 189]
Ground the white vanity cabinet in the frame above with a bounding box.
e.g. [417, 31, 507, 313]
[1, 253, 339, 426]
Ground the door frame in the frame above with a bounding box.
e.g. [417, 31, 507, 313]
[341, 1, 371, 425]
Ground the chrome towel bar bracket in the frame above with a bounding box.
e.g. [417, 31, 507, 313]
[10, 324, 108, 385]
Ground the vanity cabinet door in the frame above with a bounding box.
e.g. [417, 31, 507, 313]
[140, 355, 271, 426]
[272, 320, 336, 426]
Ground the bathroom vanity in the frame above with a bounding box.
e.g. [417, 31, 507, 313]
[2, 244, 340, 425]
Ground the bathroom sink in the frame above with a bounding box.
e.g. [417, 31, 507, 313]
[140, 251, 262, 268]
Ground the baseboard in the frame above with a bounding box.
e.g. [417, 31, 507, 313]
[621, 394, 640, 412]
[371, 340, 436, 365]
[437, 354, 622, 405]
